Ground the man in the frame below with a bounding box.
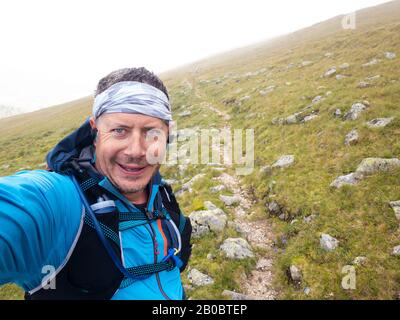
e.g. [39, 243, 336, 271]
[0, 67, 192, 300]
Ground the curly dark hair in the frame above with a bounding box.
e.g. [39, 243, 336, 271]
[94, 67, 169, 99]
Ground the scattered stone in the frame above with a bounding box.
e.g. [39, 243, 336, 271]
[189, 208, 227, 238]
[326, 91, 332, 96]
[335, 74, 347, 80]
[343, 102, 369, 121]
[365, 75, 381, 81]
[239, 95, 251, 103]
[222, 290, 252, 300]
[209, 185, 226, 193]
[304, 287, 311, 295]
[312, 95, 323, 104]
[1, 164, 10, 170]
[289, 265, 302, 283]
[187, 268, 214, 286]
[345, 129, 359, 146]
[267, 201, 283, 216]
[207, 253, 215, 260]
[392, 245, 400, 256]
[362, 58, 380, 67]
[219, 194, 241, 206]
[203, 201, 218, 211]
[366, 117, 394, 128]
[333, 109, 342, 118]
[285, 82, 292, 86]
[389, 201, 400, 220]
[324, 52, 334, 58]
[320, 234, 339, 251]
[219, 238, 254, 259]
[303, 114, 318, 122]
[355, 158, 400, 175]
[176, 173, 205, 195]
[178, 110, 192, 117]
[259, 85, 276, 96]
[323, 67, 337, 78]
[357, 81, 371, 89]
[272, 155, 295, 169]
[303, 214, 317, 224]
[339, 63, 350, 69]
[384, 52, 396, 60]
[353, 256, 367, 266]
[330, 172, 363, 188]
[301, 61, 313, 67]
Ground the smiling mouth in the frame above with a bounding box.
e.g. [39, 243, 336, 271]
[117, 163, 147, 175]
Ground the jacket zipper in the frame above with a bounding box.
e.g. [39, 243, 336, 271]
[145, 223, 171, 300]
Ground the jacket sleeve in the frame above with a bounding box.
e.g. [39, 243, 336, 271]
[0, 170, 83, 291]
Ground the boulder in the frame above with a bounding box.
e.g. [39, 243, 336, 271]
[301, 61, 313, 67]
[384, 52, 396, 60]
[357, 81, 371, 88]
[330, 172, 363, 188]
[389, 201, 400, 220]
[333, 109, 342, 118]
[219, 238, 254, 259]
[267, 201, 283, 216]
[303, 114, 319, 122]
[272, 155, 295, 169]
[366, 117, 394, 128]
[336, 74, 347, 80]
[222, 290, 252, 300]
[345, 129, 359, 146]
[392, 245, 400, 256]
[343, 102, 369, 121]
[320, 234, 339, 251]
[187, 268, 214, 286]
[209, 185, 226, 193]
[339, 63, 350, 69]
[219, 194, 241, 206]
[323, 67, 337, 78]
[362, 58, 380, 67]
[189, 208, 227, 238]
[289, 265, 302, 283]
[355, 158, 400, 175]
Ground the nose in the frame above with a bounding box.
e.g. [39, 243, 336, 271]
[122, 130, 147, 160]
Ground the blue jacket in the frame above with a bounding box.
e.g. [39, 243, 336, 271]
[0, 119, 184, 300]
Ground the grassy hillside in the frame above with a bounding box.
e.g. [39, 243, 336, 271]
[1, 0, 399, 300]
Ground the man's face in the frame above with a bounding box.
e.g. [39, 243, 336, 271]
[90, 113, 169, 203]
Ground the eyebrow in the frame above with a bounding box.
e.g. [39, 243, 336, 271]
[108, 122, 164, 130]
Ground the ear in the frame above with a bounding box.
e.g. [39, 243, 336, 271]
[89, 117, 98, 144]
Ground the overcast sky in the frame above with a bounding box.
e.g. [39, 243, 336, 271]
[0, 0, 392, 111]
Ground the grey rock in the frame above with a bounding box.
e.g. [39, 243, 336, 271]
[178, 110, 192, 117]
[333, 109, 342, 118]
[389, 201, 400, 220]
[343, 102, 369, 121]
[272, 155, 295, 169]
[301, 60, 313, 67]
[336, 74, 347, 80]
[366, 117, 394, 128]
[304, 287, 311, 295]
[324, 52, 334, 58]
[320, 234, 339, 251]
[267, 201, 283, 216]
[392, 245, 400, 256]
[187, 268, 214, 286]
[339, 63, 350, 69]
[384, 52, 396, 60]
[219, 238, 254, 259]
[209, 185, 226, 193]
[362, 58, 380, 67]
[312, 95, 323, 104]
[207, 253, 215, 260]
[259, 85, 276, 96]
[323, 67, 337, 78]
[189, 208, 227, 238]
[219, 194, 241, 206]
[366, 75, 381, 81]
[357, 81, 371, 88]
[355, 158, 400, 175]
[203, 201, 218, 211]
[176, 173, 205, 195]
[303, 114, 319, 122]
[303, 214, 317, 223]
[353, 256, 367, 266]
[289, 265, 302, 283]
[330, 172, 363, 188]
[345, 129, 359, 146]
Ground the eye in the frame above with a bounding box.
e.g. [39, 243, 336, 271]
[111, 128, 127, 136]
